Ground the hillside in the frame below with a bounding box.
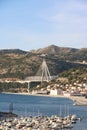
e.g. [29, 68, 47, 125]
[31, 45, 87, 62]
[57, 66, 87, 85]
[0, 45, 87, 80]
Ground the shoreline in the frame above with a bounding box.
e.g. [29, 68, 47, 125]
[69, 96, 87, 106]
[1, 92, 87, 105]
[1, 92, 68, 98]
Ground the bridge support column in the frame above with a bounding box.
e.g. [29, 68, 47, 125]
[27, 82, 30, 93]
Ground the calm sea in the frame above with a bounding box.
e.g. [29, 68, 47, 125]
[0, 93, 87, 130]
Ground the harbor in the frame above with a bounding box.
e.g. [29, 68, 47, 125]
[0, 93, 87, 130]
[0, 114, 81, 130]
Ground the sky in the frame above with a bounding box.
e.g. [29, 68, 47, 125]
[0, 0, 87, 51]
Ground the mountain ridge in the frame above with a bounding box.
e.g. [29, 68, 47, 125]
[0, 45, 87, 56]
[30, 45, 78, 54]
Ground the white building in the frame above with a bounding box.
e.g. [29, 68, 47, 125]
[50, 89, 62, 95]
[50, 89, 58, 95]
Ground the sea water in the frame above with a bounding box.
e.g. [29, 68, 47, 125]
[0, 93, 87, 130]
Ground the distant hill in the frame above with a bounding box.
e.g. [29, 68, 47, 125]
[31, 45, 77, 55]
[0, 49, 27, 54]
[31, 45, 87, 62]
[0, 45, 87, 80]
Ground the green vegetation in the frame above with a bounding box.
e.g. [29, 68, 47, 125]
[0, 82, 27, 92]
[57, 66, 87, 85]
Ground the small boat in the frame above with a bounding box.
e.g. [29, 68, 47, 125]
[62, 123, 73, 129]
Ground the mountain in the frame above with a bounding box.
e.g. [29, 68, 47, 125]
[31, 45, 87, 62]
[31, 45, 77, 55]
[0, 45, 87, 80]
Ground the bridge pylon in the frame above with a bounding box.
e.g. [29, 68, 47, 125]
[36, 59, 51, 82]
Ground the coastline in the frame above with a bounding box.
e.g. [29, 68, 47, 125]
[1, 92, 66, 98]
[69, 96, 87, 106]
[1, 92, 87, 105]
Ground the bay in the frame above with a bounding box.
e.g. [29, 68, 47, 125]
[0, 93, 87, 130]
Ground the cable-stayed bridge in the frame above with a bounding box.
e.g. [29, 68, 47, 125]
[1, 59, 57, 84]
[25, 75, 57, 82]
[24, 59, 57, 83]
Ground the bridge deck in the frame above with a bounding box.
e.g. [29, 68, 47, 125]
[25, 76, 57, 82]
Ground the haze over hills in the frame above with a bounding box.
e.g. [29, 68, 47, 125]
[0, 45, 87, 80]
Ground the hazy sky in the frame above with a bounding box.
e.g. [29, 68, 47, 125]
[0, 0, 87, 51]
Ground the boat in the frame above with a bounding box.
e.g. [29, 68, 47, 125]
[62, 123, 73, 129]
